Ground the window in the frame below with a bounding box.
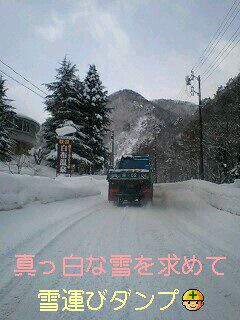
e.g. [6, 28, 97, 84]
[119, 158, 149, 169]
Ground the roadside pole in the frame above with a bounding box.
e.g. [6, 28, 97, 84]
[185, 71, 204, 180]
[154, 121, 158, 183]
[111, 131, 115, 167]
[198, 75, 204, 180]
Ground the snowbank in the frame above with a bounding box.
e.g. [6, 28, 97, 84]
[233, 179, 240, 188]
[0, 173, 101, 211]
[0, 161, 56, 177]
[155, 179, 240, 216]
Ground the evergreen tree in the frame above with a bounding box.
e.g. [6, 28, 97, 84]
[176, 73, 240, 183]
[0, 76, 15, 160]
[44, 57, 90, 169]
[83, 65, 110, 171]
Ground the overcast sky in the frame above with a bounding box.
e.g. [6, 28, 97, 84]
[0, 0, 239, 123]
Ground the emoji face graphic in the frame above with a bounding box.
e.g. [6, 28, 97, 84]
[182, 289, 204, 311]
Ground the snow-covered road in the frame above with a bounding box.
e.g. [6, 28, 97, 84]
[0, 177, 239, 320]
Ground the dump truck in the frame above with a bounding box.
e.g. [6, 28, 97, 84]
[107, 155, 153, 205]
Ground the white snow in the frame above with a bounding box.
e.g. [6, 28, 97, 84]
[0, 173, 101, 211]
[113, 168, 149, 172]
[0, 160, 56, 177]
[15, 113, 40, 126]
[116, 115, 148, 159]
[55, 125, 76, 136]
[64, 97, 78, 103]
[0, 177, 239, 319]
[45, 149, 57, 160]
[96, 114, 103, 120]
[122, 154, 134, 159]
[72, 153, 92, 164]
[233, 179, 240, 188]
[155, 179, 240, 216]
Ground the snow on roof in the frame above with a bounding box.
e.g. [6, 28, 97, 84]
[56, 125, 77, 136]
[122, 154, 149, 160]
[122, 154, 134, 159]
[16, 113, 40, 126]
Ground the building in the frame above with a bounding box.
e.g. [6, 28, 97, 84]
[8, 113, 40, 154]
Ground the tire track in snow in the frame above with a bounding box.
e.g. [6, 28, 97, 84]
[0, 203, 107, 319]
[0, 200, 104, 273]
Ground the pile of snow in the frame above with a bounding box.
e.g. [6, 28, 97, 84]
[233, 179, 240, 188]
[55, 122, 77, 136]
[0, 173, 101, 211]
[155, 179, 240, 216]
[0, 160, 56, 178]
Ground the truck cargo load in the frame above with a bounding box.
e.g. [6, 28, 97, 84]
[107, 155, 153, 205]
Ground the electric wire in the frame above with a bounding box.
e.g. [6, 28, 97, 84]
[0, 68, 46, 99]
[192, 0, 240, 71]
[195, 3, 240, 72]
[201, 26, 240, 78]
[202, 37, 240, 82]
[0, 58, 47, 95]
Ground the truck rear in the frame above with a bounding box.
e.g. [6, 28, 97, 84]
[107, 155, 153, 205]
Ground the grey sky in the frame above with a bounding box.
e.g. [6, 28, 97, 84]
[0, 0, 239, 123]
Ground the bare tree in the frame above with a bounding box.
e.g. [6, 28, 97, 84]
[5, 155, 34, 174]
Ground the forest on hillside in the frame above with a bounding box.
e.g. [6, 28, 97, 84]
[139, 73, 240, 184]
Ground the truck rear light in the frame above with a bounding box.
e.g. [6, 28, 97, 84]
[142, 187, 153, 200]
[108, 187, 118, 201]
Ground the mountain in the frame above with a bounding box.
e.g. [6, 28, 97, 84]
[151, 99, 197, 118]
[106, 89, 196, 161]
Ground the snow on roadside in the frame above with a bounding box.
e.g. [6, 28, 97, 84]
[233, 179, 240, 188]
[0, 161, 56, 177]
[0, 173, 101, 211]
[155, 179, 240, 216]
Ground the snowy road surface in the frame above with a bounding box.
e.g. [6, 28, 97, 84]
[0, 177, 239, 320]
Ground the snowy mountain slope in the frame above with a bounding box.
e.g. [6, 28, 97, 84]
[151, 99, 197, 118]
[106, 89, 195, 160]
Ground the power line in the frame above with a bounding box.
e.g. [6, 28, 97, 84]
[0, 68, 46, 99]
[196, 3, 240, 72]
[0, 58, 47, 95]
[196, 1, 240, 70]
[192, 0, 238, 70]
[202, 37, 240, 82]
[177, 0, 239, 101]
[192, 0, 240, 71]
[201, 25, 240, 78]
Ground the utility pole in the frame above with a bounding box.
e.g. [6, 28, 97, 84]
[198, 75, 204, 180]
[111, 131, 115, 167]
[154, 121, 158, 183]
[185, 70, 204, 180]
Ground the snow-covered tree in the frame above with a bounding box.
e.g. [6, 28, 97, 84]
[6, 154, 33, 174]
[55, 120, 92, 166]
[29, 126, 47, 165]
[83, 65, 111, 171]
[201, 74, 240, 183]
[0, 76, 15, 160]
[44, 57, 90, 170]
